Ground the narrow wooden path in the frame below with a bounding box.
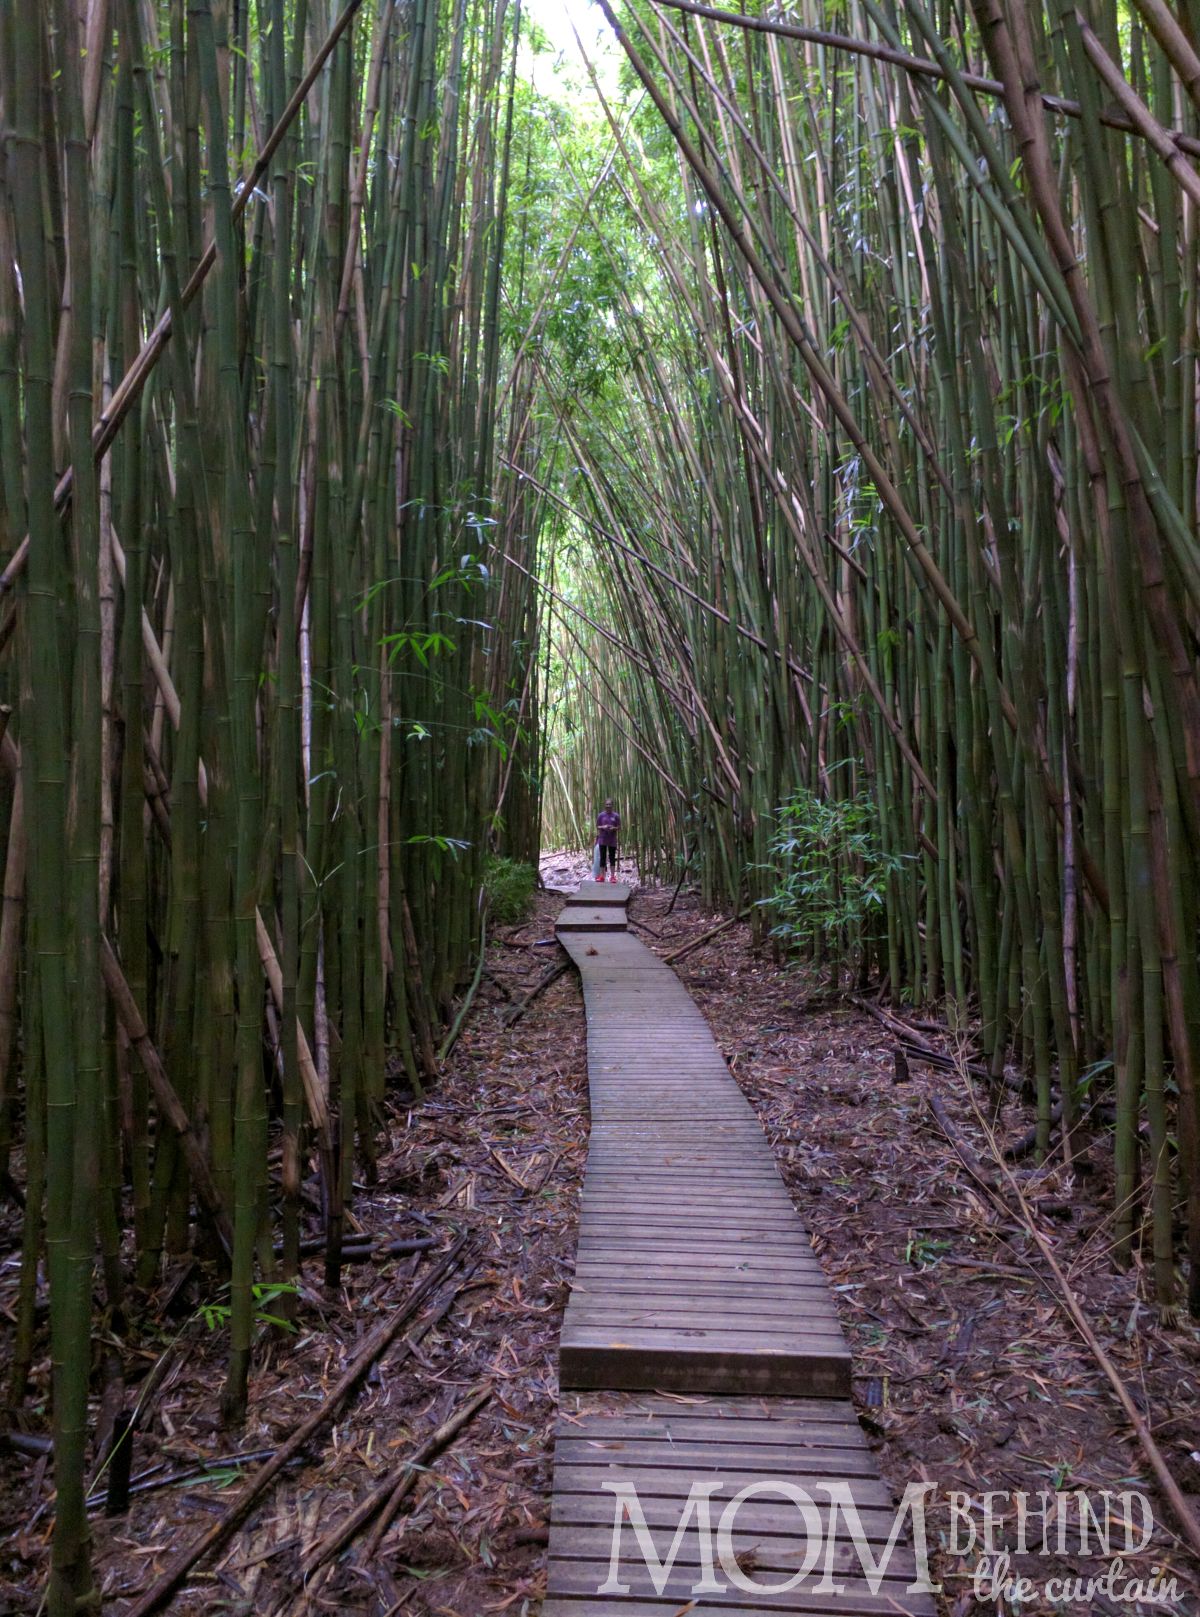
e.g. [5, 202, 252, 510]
[543, 881, 934, 1616]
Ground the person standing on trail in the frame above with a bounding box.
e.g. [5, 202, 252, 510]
[595, 799, 621, 883]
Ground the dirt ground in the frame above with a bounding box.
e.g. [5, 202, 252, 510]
[2, 856, 1199, 1614]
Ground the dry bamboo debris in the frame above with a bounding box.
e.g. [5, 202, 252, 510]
[300, 1383, 494, 1574]
[124, 1235, 473, 1617]
[926, 1083, 1200, 1563]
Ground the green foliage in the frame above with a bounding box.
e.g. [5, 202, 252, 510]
[483, 854, 537, 924]
[198, 1282, 300, 1335]
[904, 1232, 952, 1271]
[757, 784, 906, 967]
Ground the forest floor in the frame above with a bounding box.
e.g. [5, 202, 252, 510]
[2, 861, 1199, 1614]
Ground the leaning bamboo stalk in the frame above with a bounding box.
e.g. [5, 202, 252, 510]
[648, 0, 1200, 156]
[940, 1072, 1200, 1560]
[1075, 14, 1200, 210]
[255, 909, 332, 1151]
[1129, 0, 1200, 119]
[99, 939, 232, 1252]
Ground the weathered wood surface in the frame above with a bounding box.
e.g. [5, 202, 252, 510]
[570, 880, 632, 907]
[554, 894, 849, 1397]
[545, 891, 933, 1613]
[544, 1394, 936, 1615]
[557, 908, 631, 933]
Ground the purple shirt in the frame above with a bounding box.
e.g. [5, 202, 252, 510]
[596, 810, 620, 847]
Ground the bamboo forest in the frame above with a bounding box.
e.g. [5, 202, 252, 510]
[4, 0, 1200, 1611]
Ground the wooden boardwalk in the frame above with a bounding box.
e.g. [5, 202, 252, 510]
[544, 883, 933, 1615]
[555, 881, 849, 1397]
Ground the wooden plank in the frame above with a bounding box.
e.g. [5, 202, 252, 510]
[559, 1344, 852, 1399]
[557, 1414, 870, 1443]
[568, 1283, 834, 1305]
[571, 1244, 823, 1264]
[564, 1304, 836, 1329]
[578, 1195, 795, 1210]
[562, 1324, 848, 1353]
[562, 1317, 846, 1344]
[573, 1211, 802, 1230]
[562, 1394, 864, 1422]
[572, 880, 631, 902]
[547, 1526, 919, 1580]
[580, 1172, 783, 1183]
[565, 1302, 839, 1326]
[578, 1193, 796, 1209]
[542, 1603, 921, 1617]
[549, 1492, 903, 1536]
[544, 1572, 936, 1615]
[552, 1462, 891, 1504]
[572, 1242, 823, 1264]
[575, 1210, 804, 1228]
[553, 1439, 880, 1475]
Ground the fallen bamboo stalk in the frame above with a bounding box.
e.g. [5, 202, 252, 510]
[303, 1382, 493, 1573]
[275, 1234, 436, 1262]
[363, 1385, 493, 1559]
[899, 1036, 1025, 1097]
[125, 1235, 470, 1617]
[504, 959, 570, 1025]
[88, 1448, 277, 1514]
[926, 1093, 1006, 1203]
[1004, 1106, 1065, 1161]
[847, 993, 1026, 1097]
[438, 907, 488, 1062]
[662, 910, 742, 965]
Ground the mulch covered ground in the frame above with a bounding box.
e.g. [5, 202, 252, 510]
[2, 859, 1199, 1615]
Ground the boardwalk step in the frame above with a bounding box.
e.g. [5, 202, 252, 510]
[567, 881, 631, 908]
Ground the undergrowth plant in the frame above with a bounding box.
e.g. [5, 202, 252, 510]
[483, 856, 537, 925]
[758, 785, 905, 990]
